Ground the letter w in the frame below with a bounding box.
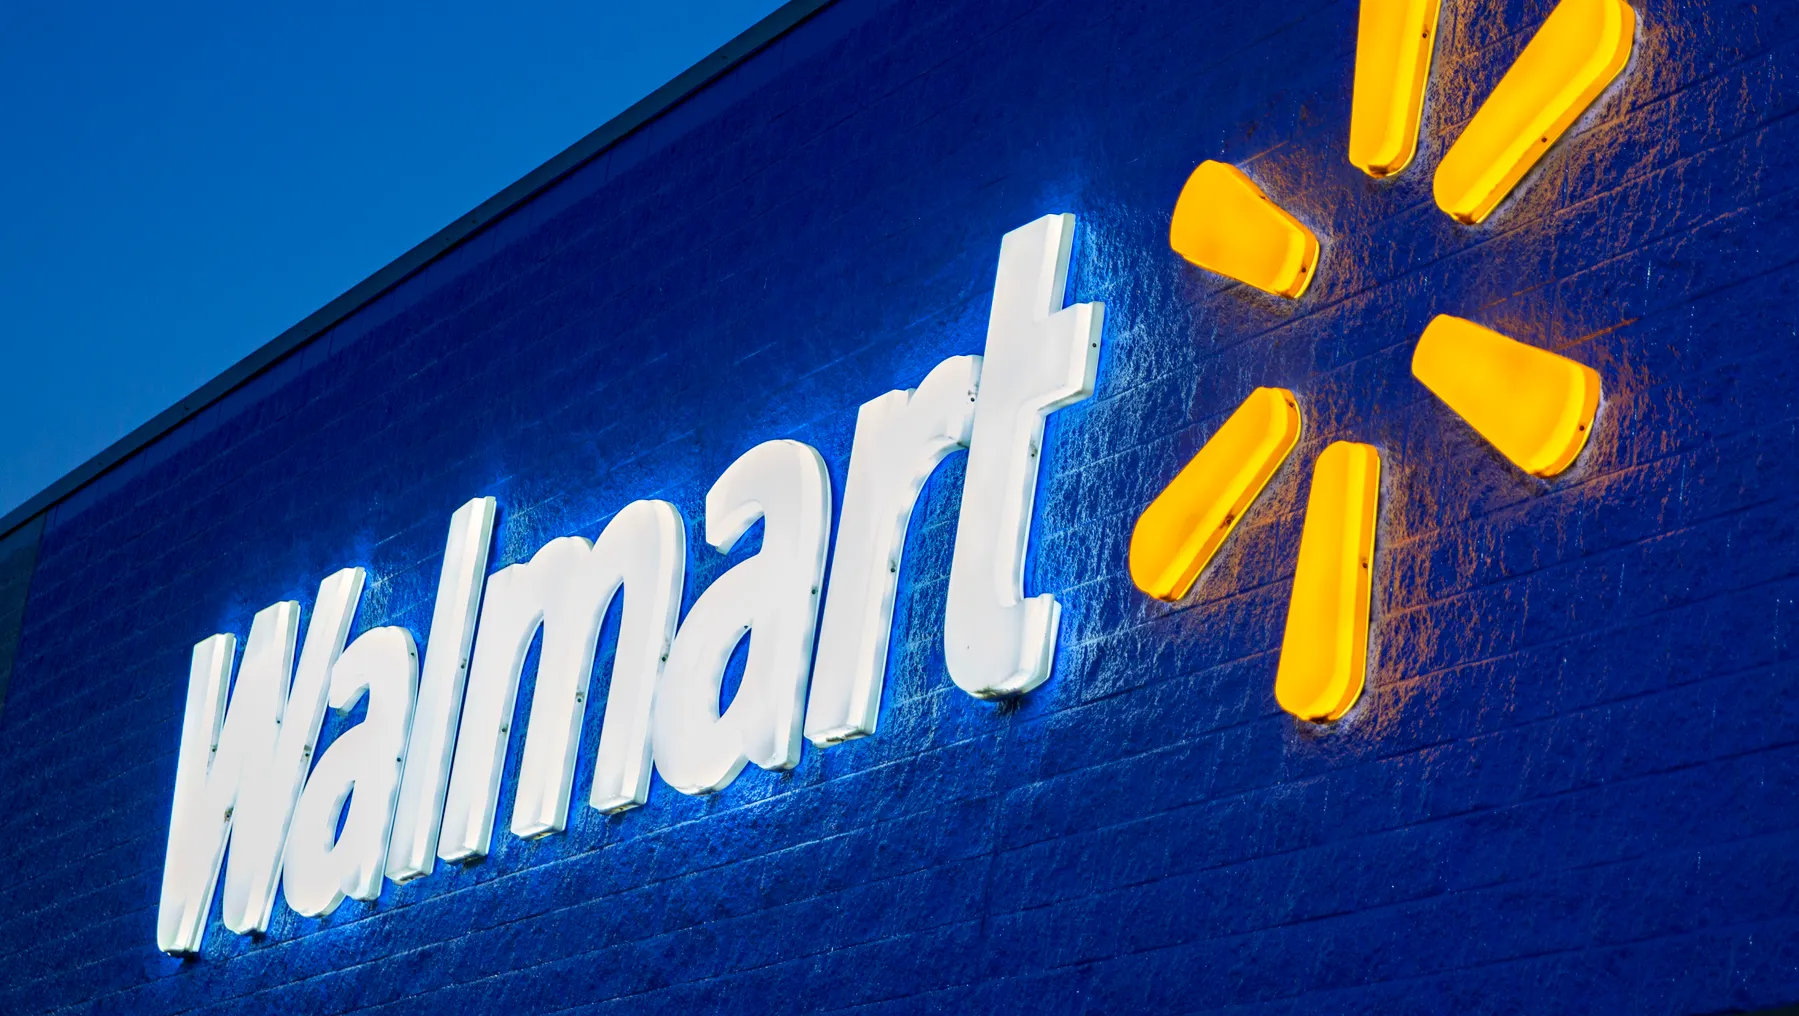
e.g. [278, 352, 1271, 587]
[156, 569, 363, 954]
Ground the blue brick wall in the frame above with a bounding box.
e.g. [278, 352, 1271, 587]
[2, 0, 1797, 1011]
[0, 515, 43, 727]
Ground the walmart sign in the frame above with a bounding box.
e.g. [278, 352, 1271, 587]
[157, 215, 1103, 954]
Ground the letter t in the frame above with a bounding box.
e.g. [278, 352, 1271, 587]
[943, 213, 1103, 698]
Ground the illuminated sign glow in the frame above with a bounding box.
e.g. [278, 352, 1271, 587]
[157, 215, 1101, 954]
[157, 0, 1642, 952]
[1147, 0, 1633, 720]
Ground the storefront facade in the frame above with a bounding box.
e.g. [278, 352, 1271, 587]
[2, 0, 1796, 1011]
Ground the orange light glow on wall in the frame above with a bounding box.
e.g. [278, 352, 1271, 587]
[1130, 387, 1302, 601]
[1169, 161, 1320, 298]
[1412, 315, 1600, 476]
[1434, 0, 1635, 223]
[1275, 441, 1380, 722]
[1349, 0, 1443, 177]
[1148, 0, 1641, 728]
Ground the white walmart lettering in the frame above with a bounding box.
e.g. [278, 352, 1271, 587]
[156, 215, 1104, 953]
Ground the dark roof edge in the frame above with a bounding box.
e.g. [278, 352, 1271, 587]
[0, 0, 836, 541]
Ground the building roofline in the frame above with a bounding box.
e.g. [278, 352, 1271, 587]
[0, 0, 836, 541]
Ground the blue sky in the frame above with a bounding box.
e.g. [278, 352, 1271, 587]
[0, 0, 784, 519]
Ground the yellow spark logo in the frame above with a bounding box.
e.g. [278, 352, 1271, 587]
[1129, 0, 1635, 721]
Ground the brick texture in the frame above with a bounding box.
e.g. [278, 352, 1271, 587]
[0, 515, 43, 728]
[2, 0, 1797, 1011]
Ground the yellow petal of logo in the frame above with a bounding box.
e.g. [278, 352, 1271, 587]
[1169, 163, 1319, 298]
[1130, 386, 1301, 602]
[1413, 315, 1602, 478]
[1434, 0, 1635, 223]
